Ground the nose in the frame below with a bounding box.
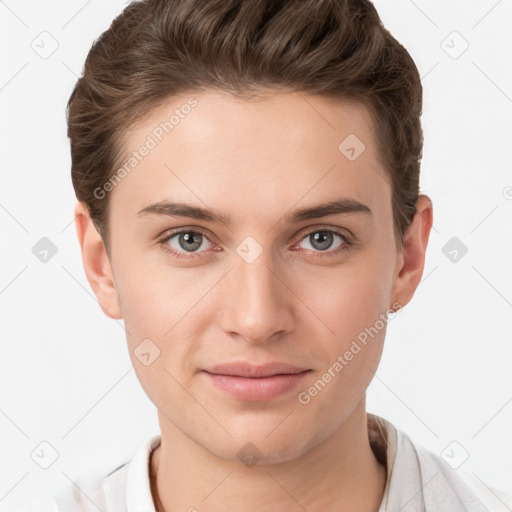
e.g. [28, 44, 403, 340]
[218, 247, 295, 345]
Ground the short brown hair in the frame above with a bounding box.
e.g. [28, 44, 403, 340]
[66, 0, 423, 256]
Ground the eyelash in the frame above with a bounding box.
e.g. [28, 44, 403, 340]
[158, 226, 355, 261]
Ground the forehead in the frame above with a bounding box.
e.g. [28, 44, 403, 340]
[110, 90, 390, 221]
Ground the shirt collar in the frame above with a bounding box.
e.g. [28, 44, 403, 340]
[126, 433, 161, 511]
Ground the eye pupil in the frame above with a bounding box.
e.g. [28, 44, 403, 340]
[310, 231, 334, 251]
[179, 232, 202, 251]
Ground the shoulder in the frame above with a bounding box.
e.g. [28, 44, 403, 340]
[369, 414, 512, 512]
[10, 462, 129, 512]
[417, 445, 512, 512]
[10, 434, 161, 512]
[402, 430, 512, 512]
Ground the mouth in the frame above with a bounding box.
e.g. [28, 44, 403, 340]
[202, 362, 312, 401]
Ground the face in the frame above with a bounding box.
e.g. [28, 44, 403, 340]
[83, 90, 413, 463]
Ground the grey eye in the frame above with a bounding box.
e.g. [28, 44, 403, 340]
[299, 231, 344, 252]
[166, 231, 211, 253]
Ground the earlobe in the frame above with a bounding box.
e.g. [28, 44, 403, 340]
[73, 201, 123, 320]
[390, 194, 434, 309]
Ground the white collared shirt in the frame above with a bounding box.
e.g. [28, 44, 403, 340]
[17, 414, 512, 512]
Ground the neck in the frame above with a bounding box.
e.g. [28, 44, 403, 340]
[150, 398, 386, 512]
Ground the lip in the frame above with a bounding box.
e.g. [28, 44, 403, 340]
[203, 362, 311, 401]
[204, 362, 310, 378]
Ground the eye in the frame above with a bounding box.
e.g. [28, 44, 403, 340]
[160, 229, 215, 259]
[295, 228, 353, 257]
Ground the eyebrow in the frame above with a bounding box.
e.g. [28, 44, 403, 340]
[137, 198, 372, 225]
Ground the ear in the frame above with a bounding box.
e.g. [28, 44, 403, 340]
[390, 194, 434, 310]
[73, 201, 122, 319]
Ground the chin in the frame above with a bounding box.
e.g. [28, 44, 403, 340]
[202, 426, 313, 466]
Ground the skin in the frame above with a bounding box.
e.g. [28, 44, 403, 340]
[74, 89, 433, 512]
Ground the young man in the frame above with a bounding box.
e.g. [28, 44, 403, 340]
[17, 0, 511, 511]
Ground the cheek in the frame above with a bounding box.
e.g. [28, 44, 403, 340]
[297, 307, 387, 420]
[295, 252, 392, 339]
[116, 260, 215, 387]
[118, 272, 205, 412]
[115, 254, 200, 338]
[291, 248, 392, 396]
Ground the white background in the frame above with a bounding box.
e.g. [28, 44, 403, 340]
[0, 0, 511, 509]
